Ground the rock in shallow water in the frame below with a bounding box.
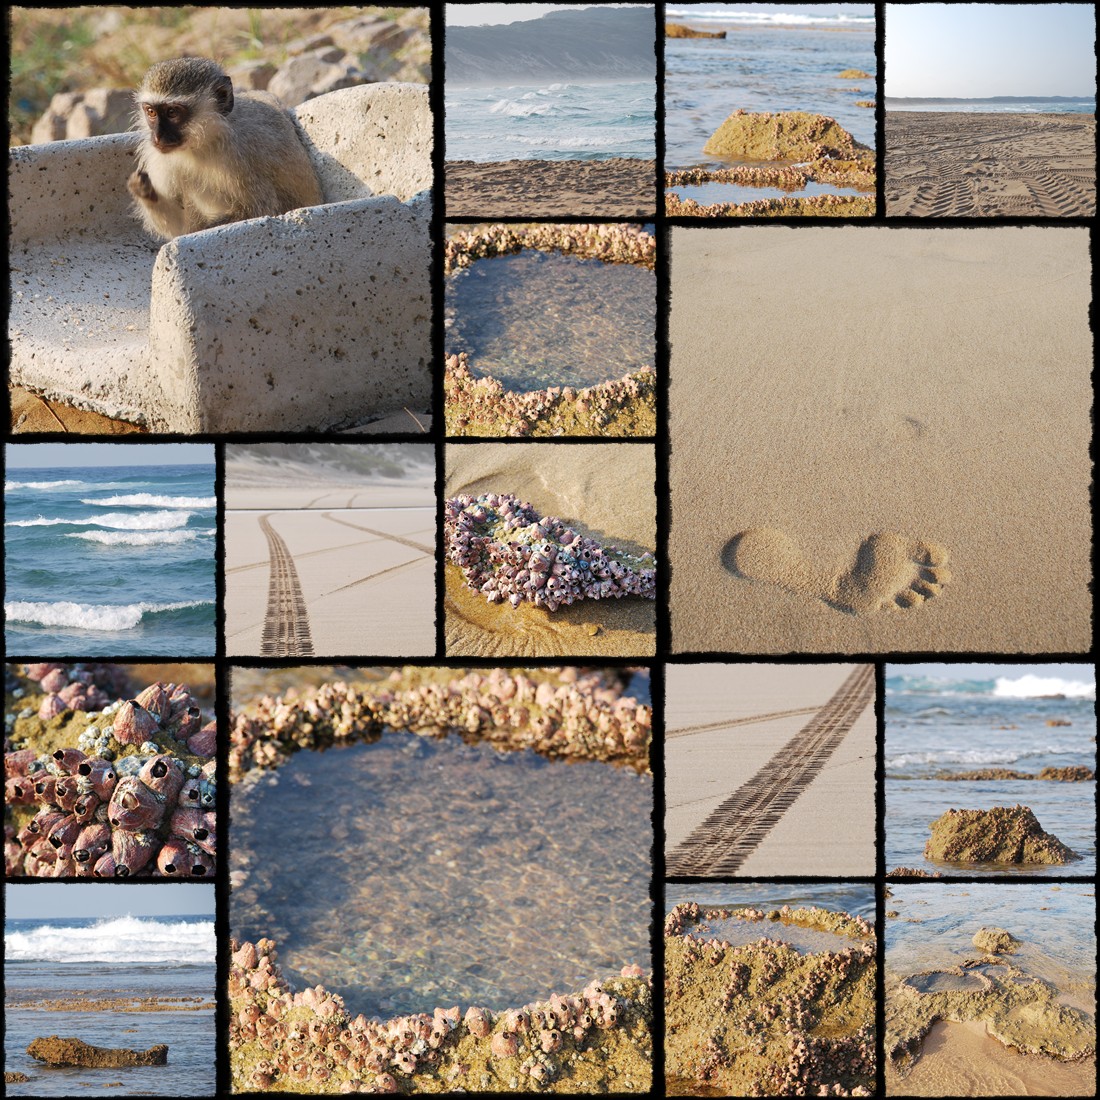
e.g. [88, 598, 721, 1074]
[924, 805, 1082, 865]
[972, 926, 1020, 954]
[26, 1036, 168, 1067]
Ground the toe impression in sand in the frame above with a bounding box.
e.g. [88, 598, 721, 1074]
[723, 527, 951, 614]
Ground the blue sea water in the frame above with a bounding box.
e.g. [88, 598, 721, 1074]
[445, 79, 656, 161]
[4, 914, 215, 1096]
[885, 667, 1096, 877]
[5, 464, 216, 657]
[886, 97, 1095, 114]
[665, 6, 876, 168]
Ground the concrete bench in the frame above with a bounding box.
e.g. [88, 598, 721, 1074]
[9, 82, 431, 432]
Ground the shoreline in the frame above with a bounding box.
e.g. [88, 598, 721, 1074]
[446, 158, 656, 217]
[885, 110, 1096, 216]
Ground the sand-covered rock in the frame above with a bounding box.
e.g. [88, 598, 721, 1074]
[703, 110, 869, 162]
[972, 927, 1020, 954]
[924, 806, 1082, 864]
[839, 69, 870, 78]
[27, 1036, 168, 1067]
[666, 22, 726, 38]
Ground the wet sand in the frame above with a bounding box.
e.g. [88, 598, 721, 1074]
[669, 226, 1092, 654]
[445, 442, 656, 657]
[885, 112, 1096, 217]
[885, 1019, 1096, 1096]
[446, 158, 656, 217]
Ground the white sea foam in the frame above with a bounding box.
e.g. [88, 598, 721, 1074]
[7, 510, 192, 530]
[886, 747, 1075, 768]
[5, 479, 85, 490]
[666, 8, 873, 25]
[993, 674, 1095, 700]
[490, 98, 552, 117]
[5, 915, 214, 964]
[5, 600, 212, 630]
[67, 530, 203, 546]
[81, 494, 216, 509]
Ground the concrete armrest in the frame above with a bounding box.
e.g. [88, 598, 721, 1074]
[147, 194, 430, 432]
[10, 132, 140, 245]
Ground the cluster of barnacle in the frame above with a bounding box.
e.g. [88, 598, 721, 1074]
[666, 191, 875, 218]
[230, 667, 651, 782]
[666, 903, 876, 1096]
[17, 662, 131, 720]
[5, 672, 216, 878]
[445, 222, 656, 276]
[230, 937, 646, 1092]
[445, 351, 656, 438]
[444, 223, 657, 438]
[445, 492, 656, 611]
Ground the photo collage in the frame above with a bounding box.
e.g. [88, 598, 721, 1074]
[4, 3, 1095, 1097]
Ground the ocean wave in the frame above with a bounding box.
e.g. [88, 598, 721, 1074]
[994, 674, 1095, 700]
[81, 494, 216, 508]
[67, 530, 206, 546]
[886, 747, 1076, 768]
[7, 510, 192, 530]
[489, 98, 553, 117]
[666, 8, 874, 26]
[5, 600, 214, 631]
[5, 915, 214, 964]
[5, 479, 86, 490]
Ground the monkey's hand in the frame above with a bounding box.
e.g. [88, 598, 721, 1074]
[128, 169, 158, 203]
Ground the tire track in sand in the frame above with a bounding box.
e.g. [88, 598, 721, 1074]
[666, 664, 873, 876]
[259, 514, 314, 657]
[666, 707, 821, 740]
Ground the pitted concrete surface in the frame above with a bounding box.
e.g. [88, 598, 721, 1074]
[9, 82, 432, 432]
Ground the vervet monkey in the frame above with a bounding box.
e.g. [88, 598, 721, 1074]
[129, 57, 324, 240]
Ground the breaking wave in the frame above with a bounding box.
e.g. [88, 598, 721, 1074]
[5, 600, 214, 631]
[6, 915, 214, 965]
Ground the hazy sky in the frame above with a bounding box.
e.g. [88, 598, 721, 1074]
[889, 663, 1095, 686]
[6, 443, 213, 469]
[6, 883, 215, 920]
[447, 3, 648, 26]
[886, 4, 1096, 97]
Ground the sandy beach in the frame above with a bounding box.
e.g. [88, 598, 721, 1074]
[446, 159, 656, 217]
[445, 442, 656, 657]
[665, 663, 874, 876]
[669, 226, 1092, 654]
[224, 453, 434, 658]
[885, 111, 1096, 216]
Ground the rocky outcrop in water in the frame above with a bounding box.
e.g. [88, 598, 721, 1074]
[972, 927, 1020, 954]
[924, 805, 1082, 864]
[666, 23, 726, 38]
[938, 766, 1094, 781]
[703, 110, 870, 161]
[27, 1036, 168, 1067]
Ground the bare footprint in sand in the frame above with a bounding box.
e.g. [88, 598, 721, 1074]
[723, 528, 951, 614]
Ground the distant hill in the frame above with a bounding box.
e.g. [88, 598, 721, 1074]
[446, 6, 656, 85]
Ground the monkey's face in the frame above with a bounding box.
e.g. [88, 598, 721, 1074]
[142, 102, 192, 152]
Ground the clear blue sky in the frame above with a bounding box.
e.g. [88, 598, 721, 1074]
[6, 883, 215, 919]
[887, 4, 1096, 97]
[889, 663, 1094, 686]
[6, 443, 213, 468]
[447, 3, 648, 26]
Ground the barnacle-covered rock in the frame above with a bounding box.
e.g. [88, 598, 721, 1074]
[924, 805, 1082, 865]
[229, 667, 651, 781]
[445, 493, 656, 611]
[444, 224, 657, 438]
[5, 663, 216, 879]
[228, 935, 652, 1093]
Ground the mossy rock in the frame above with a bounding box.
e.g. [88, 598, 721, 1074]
[924, 805, 1082, 865]
[703, 110, 868, 162]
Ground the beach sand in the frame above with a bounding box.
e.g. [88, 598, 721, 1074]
[669, 226, 1092, 654]
[885, 112, 1096, 217]
[885, 1019, 1096, 1096]
[445, 442, 656, 657]
[446, 158, 656, 217]
[225, 463, 434, 658]
[665, 664, 874, 876]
